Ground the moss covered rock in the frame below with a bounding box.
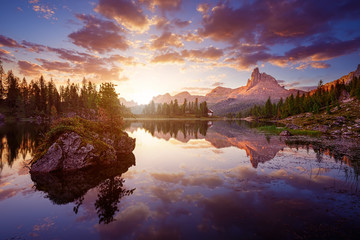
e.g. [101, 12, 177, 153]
[30, 117, 135, 173]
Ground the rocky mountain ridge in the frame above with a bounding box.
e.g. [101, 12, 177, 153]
[151, 68, 304, 115]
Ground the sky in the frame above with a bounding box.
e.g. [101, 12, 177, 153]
[0, 0, 360, 104]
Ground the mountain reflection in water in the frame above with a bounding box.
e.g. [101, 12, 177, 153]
[1, 120, 359, 239]
[128, 120, 360, 171]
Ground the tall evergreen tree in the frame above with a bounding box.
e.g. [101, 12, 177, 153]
[6, 71, 20, 110]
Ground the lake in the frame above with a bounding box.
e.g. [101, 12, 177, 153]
[1, 120, 360, 239]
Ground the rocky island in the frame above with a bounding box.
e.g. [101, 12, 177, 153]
[29, 82, 136, 173]
[30, 117, 135, 173]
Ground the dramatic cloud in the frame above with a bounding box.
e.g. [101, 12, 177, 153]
[18, 60, 43, 76]
[11, 38, 131, 81]
[151, 47, 224, 64]
[154, 16, 170, 30]
[22, 41, 47, 53]
[173, 19, 191, 28]
[199, 0, 360, 45]
[36, 58, 72, 72]
[182, 32, 203, 43]
[197, 0, 360, 69]
[296, 62, 330, 70]
[0, 35, 23, 48]
[196, 3, 209, 14]
[141, 0, 182, 12]
[181, 47, 224, 62]
[150, 32, 184, 50]
[107, 55, 137, 66]
[48, 47, 92, 63]
[0, 49, 13, 62]
[95, 0, 150, 32]
[283, 38, 360, 62]
[69, 14, 129, 53]
[225, 38, 360, 70]
[151, 51, 184, 64]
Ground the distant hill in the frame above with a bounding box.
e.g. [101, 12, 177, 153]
[119, 97, 138, 108]
[152, 68, 304, 115]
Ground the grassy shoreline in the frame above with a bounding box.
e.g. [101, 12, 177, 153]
[256, 125, 321, 137]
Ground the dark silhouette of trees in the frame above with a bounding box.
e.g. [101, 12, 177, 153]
[0, 62, 131, 119]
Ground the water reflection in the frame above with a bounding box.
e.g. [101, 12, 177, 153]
[129, 120, 359, 172]
[1, 120, 360, 239]
[31, 153, 136, 224]
[0, 122, 48, 171]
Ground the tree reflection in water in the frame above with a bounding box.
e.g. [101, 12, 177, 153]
[0, 122, 48, 171]
[95, 176, 135, 224]
[31, 153, 136, 224]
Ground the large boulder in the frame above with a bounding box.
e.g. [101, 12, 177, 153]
[30, 131, 135, 173]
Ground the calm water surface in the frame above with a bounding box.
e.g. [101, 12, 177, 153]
[1, 120, 359, 239]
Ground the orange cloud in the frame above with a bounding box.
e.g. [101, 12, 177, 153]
[69, 14, 129, 53]
[29, 0, 56, 20]
[95, 0, 150, 32]
[18, 60, 43, 76]
[296, 62, 330, 70]
[196, 3, 210, 14]
[151, 32, 184, 50]
[151, 47, 224, 64]
[107, 55, 137, 66]
[0, 48, 13, 62]
[141, 0, 182, 12]
[154, 16, 170, 30]
[36, 58, 72, 72]
[181, 47, 223, 62]
[182, 32, 203, 43]
[151, 51, 184, 64]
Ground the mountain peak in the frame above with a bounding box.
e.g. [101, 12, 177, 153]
[246, 67, 278, 90]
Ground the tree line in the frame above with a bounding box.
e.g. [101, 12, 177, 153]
[142, 98, 210, 117]
[245, 76, 360, 119]
[0, 61, 130, 119]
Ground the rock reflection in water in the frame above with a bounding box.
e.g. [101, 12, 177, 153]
[31, 153, 136, 224]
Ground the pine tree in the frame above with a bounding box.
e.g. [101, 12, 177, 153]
[98, 83, 122, 126]
[39, 75, 47, 113]
[6, 71, 20, 110]
[264, 97, 273, 118]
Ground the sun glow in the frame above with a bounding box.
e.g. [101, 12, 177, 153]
[131, 91, 156, 105]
